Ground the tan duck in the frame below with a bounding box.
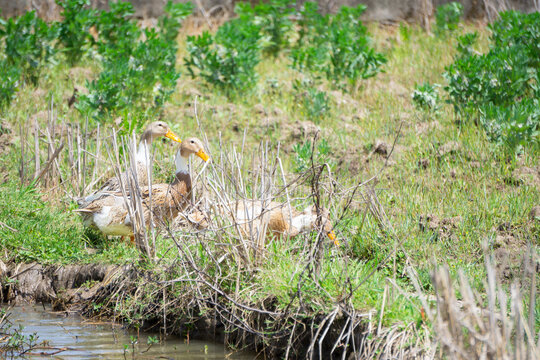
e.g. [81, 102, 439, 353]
[79, 121, 182, 205]
[75, 137, 209, 239]
[189, 200, 338, 245]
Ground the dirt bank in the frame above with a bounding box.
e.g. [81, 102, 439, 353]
[0, 262, 117, 305]
[0, 261, 420, 359]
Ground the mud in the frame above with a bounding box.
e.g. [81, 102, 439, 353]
[1, 262, 117, 305]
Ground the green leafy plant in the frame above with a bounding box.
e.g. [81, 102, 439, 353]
[235, 0, 295, 56]
[291, 2, 386, 87]
[55, 0, 96, 65]
[77, 1, 191, 131]
[435, 2, 463, 34]
[0, 61, 21, 111]
[292, 139, 334, 173]
[479, 100, 539, 151]
[455, 32, 479, 57]
[412, 82, 440, 113]
[293, 78, 330, 121]
[0, 11, 57, 85]
[158, 1, 194, 45]
[95, 0, 139, 51]
[185, 18, 262, 94]
[444, 10, 539, 150]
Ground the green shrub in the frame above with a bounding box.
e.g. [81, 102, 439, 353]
[412, 82, 440, 113]
[444, 11, 540, 150]
[479, 100, 539, 151]
[95, 0, 139, 51]
[455, 32, 479, 57]
[185, 18, 262, 94]
[435, 2, 463, 34]
[0, 61, 21, 111]
[55, 0, 96, 65]
[291, 2, 386, 87]
[488, 10, 540, 69]
[235, 0, 295, 56]
[293, 78, 330, 122]
[158, 0, 194, 45]
[78, 31, 180, 129]
[77, 1, 191, 130]
[0, 11, 57, 86]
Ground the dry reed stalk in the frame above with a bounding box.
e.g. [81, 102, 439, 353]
[430, 245, 539, 360]
[33, 117, 40, 179]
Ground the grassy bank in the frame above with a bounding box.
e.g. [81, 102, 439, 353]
[0, 3, 538, 358]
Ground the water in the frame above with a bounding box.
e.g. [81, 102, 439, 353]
[3, 305, 255, 359]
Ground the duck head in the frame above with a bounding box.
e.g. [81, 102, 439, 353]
[302, 205, 338, 246]
[141, 121, 182, 144]
[175, 137, 209, 174]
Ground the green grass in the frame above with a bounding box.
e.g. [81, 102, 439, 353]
[0, 20, 538, 334]
[0, 181, 139, 264]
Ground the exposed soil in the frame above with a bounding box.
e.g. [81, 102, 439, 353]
[68, 66, 94, 81]
[365, 139, 407, 166]
[509, 166, 540, 189]
[287, 120, 321, 141]
[415, 120, 441, 135]
[419, 214, 462, 240]
[530, 205, 540, 221]
[491, 223, 529, 283]
[0, 131, 14, 156]
[336, 147, 365, 175]
[436, 141, 461, 158]
[1, 262, 115, 304]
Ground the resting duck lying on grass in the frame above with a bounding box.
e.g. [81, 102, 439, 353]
[75, 138, 209, 240]
[78, 121, 182, 206]
[188, 200, 338, 245]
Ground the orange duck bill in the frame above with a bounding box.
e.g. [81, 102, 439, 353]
[196, 149, 210, 162]
[327, 231, 339, 246]
[164, 129, 182, 143]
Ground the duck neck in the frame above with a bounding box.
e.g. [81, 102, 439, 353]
[174, 149, 189, 175]
[172, 149, 192, 198]
[136, 131, 154, 164]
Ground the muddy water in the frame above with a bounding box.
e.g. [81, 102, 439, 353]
[5, 305, 255, 359]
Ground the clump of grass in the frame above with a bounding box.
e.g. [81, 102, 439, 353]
[0, 182, 87, 263]
[292, 138, 334, 173]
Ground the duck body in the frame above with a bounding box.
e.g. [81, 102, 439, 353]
[77, 194, 132, 236]
[195, 200, 337, 244]
[76, 138, 208, 238]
